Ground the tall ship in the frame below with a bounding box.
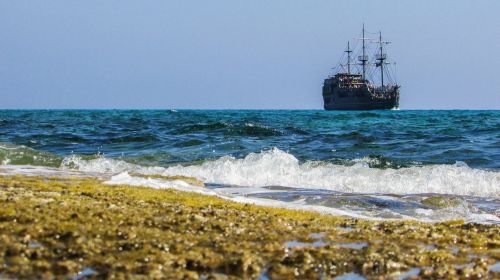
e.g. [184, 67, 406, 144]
[323, 25, 400, 110]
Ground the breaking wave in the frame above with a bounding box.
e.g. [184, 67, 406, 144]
[1, 141, 498, 197]
[2, 145, 498, 223]
[60, 148, 499, 197]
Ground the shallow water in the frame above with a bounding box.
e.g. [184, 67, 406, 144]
[0, 110, 498, 223]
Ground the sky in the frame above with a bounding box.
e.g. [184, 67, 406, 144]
[0, 1, 499, 109]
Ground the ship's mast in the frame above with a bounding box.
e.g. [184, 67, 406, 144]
[345, 41, 352, 74]
[377, 32, 386, 86]
[358, 24, 369, 81]
[362, 25, 366, 79]
[376, 31, 387, 87]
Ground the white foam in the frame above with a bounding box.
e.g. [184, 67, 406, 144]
[412, 204, 500, 224]
[104, 172, 217, 196]
[162, 149, 499, 197]
[61, 155, 140, 174]
[0, 165, 92, 178]
[10, 148, 494, 223]
[60, 148, 500, 197]
[226, 195, 379, 220]
[101, 172, 387, 221]
[2, 162, 499, 224]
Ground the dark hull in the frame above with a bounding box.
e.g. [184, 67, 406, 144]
[323, 80, 399, 110]
[324, 95, 399, 110]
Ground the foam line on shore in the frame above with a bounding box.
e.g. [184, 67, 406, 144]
[102, 172, 500, 224]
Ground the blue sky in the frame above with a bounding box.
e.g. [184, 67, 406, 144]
[1, 1, 499, 109]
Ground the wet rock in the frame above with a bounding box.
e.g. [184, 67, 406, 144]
[0, 175, 498, 279]
[53, 260, 79, 275]
[421, 196, 463, 208]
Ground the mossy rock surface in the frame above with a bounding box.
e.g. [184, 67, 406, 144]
[0, 175, 498, 279]
[421, 196, 463, 208]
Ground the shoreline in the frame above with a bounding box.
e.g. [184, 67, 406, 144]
[0, 175, 499, 279]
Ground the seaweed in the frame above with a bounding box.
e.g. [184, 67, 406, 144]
[0, 175, 498, 279]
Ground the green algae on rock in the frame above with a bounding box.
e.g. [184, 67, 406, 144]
[0, 175, 499, 279]
[421, 196, 464, 208]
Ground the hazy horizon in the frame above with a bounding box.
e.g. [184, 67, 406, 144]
[1, 1, 499, 110]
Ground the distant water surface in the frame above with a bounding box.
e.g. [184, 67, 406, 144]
[0, 110, 498, 223]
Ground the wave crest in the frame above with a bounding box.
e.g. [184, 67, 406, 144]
[62, 148, 499, 197]
[175, 121, 284, 137]
[0, 142, 62, 167]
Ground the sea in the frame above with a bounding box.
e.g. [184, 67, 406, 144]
[0, 110, 498, 224]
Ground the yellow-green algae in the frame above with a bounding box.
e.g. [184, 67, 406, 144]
[421, 196, 463, 208]
[0, 175, 498, 279]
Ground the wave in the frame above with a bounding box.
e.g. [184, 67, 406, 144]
[173, 139, 206, 147]
[229, 123, 283, 137]
[60, 148, 499, 197]
[2, 145, 498, 223]
[355, 112, 381, 118]
[1, 142, 498, 197]
[0, 142, 62, 167]
[102, 172, 499, 224]
[107, 133, 161, 143]
[336, 131, 376, 142]
[176, 122, 229, 133]
[175, 121, 284, 137]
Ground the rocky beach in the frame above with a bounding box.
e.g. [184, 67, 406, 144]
[1, 174, 498, 279]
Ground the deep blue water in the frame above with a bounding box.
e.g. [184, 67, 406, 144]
[0, 110, 499, 169]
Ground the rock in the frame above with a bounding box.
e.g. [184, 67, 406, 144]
[421, 196, 463, 208]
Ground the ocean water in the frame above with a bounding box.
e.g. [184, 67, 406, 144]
[0, 110, 498, 223]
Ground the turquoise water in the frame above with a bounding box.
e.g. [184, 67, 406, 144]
[0, 110, 498, 222]
[1, 110, 498, 168]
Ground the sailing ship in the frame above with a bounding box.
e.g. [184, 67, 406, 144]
[322, 25, 400, 110]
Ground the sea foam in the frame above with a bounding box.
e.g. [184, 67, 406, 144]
[61, 148, 499, 197]
[2, 148, 498, 223]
